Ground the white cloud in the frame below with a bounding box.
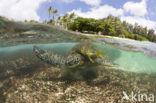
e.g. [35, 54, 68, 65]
[71, 5, 123, 19]
[121, 16, 156, 31]
[0, 0, 51, 21]
[80, 0, 101, 6]
[0, 0, 155, 33]
[69, 0, 156, 32]
[60, 0, 101, 6]
[123, 0, 147, 17]
[60, 0, 74, 3]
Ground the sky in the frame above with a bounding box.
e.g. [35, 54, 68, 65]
[0, 0, 156, 31]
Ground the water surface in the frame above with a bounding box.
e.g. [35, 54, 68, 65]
[1, 42, 156, 74]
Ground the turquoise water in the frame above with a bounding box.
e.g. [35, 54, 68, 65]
[95, 43, 156, 74]
[114, 51, 156, 74]
[0, 42, 156, 74]
[97, 37, 156, 58]
[0, 43, 77, 57]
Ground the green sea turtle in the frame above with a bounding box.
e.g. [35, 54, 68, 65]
[33, 42, 118, 69]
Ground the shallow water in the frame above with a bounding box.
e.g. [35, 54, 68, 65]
[96, 43, 156, 74]
[0, 18, 155, 102]
[97, 38, 156, 58]
[0, 42, 156, 74]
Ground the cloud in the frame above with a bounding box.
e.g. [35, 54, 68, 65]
[59, 0, 101, 6]
[0, 0, 51, 21]
[60, 0, 74, 3]
[123, 0, 147, 17]
[121, 16, 156, 31]
[70, 5, 123, 19]
[69, 0, 156, 32]
[1, 0, 155, 33]
[80, 0, 101, 6]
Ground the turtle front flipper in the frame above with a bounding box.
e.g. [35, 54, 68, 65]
[95, 58, 119, 67]
[33, 46, 66, 67]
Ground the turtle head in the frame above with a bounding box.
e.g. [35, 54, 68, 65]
[65, 54, 84, 69]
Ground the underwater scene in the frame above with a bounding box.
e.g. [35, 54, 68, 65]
[0, 16, 156, 103]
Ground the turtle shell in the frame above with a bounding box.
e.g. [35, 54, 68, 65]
[69, 42, 106, 64]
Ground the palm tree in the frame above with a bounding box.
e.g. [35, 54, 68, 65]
[62, 14, 69, 29]
[57, 16, 61, 25]
[52, 9, 58, 21]
[47, 6, 58, 25]
[48, 6, 52, 18]
[69, 12, 75, 22]
[56, 13, 76, 29]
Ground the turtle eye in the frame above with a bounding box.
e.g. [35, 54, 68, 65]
[66, 55, 81, 67]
